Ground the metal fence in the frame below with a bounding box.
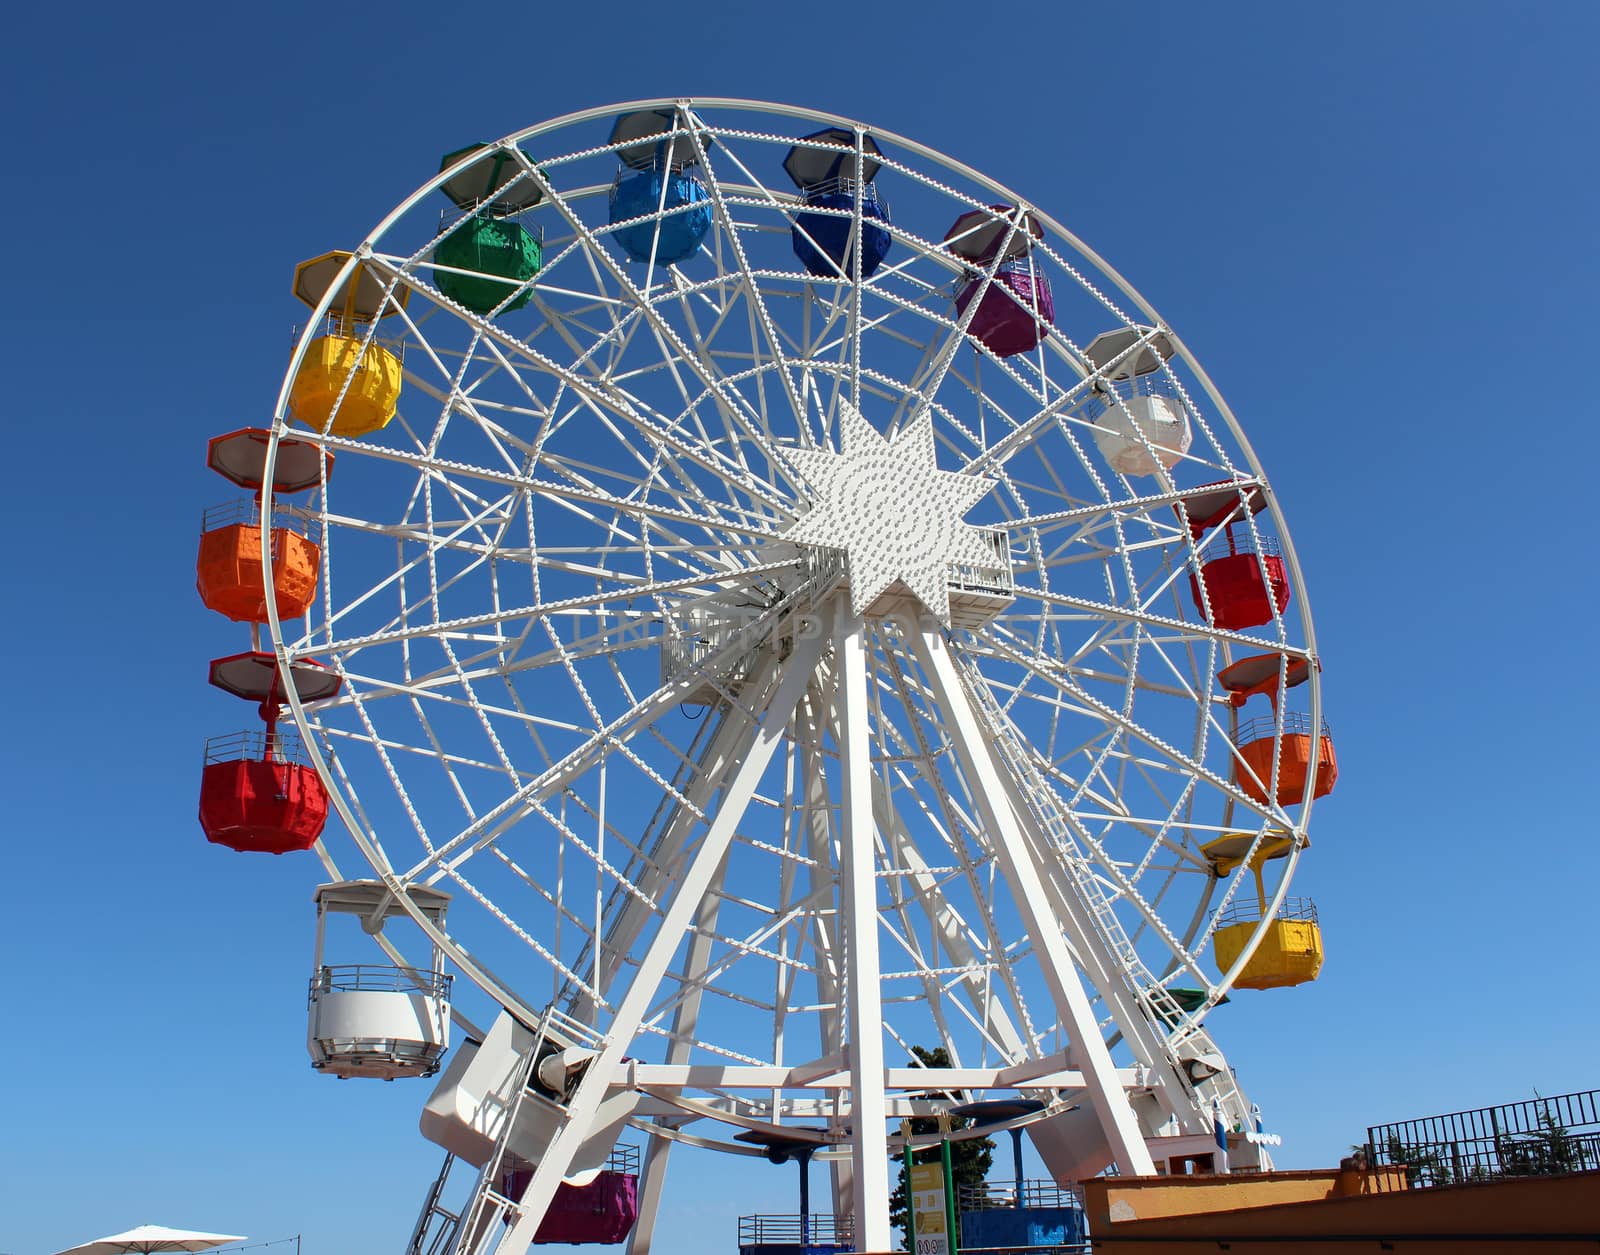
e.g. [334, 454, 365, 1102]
[956, 1180, 1089, 1255]
[958, 1179, 1083, 1212]
[737, 1214, 854, 1248]
[1365, 1089, 1600, 1189]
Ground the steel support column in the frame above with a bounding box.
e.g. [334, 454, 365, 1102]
[493, 624, 829, 1255]
[909, 619, 1156, 1178]
[834, 600, 892, 1251]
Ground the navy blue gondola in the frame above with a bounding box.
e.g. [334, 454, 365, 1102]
[607, 108, 713, 266]
[784, 127, 892, 280]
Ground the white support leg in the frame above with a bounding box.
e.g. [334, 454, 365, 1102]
[574, 660, 779, 1025]
[799, 690, 853, 1219]
[625, 861, 733, 1255]
[625, 1133, 672, 1255]
[908, 620, 1156, 1178]
[986, 755, 1205, 1139]
[616, 673, 782, 1255]
[493, 625, 830, 1255]
[834, 601, 892, 1252]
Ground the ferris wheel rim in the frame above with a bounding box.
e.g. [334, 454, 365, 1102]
[258, 99, 1327, 1119]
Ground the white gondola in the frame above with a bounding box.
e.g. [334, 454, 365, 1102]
[308, 880, 452, 1080]
[1084, 326, 1193, 476]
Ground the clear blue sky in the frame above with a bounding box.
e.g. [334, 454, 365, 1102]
[5, 3, 1598, 1254]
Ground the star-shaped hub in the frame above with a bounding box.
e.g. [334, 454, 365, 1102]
[782, 403, 997, 627]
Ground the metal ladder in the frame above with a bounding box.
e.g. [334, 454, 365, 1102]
[454, 1040, 547, 1255]
[406, 1154, 464, 1255]
[405, 1029, 554, 1255]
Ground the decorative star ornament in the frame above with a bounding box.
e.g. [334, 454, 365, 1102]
[782, 402, 996, 627]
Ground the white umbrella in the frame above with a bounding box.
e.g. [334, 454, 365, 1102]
[53, 1226, 247, 1255]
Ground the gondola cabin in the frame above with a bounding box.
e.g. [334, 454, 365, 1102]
[308, 880, 453, 1080]
[196, 428, 327, 623]
[1217, 653, 1337, 807]
[500, 1145, 641, 1244]
[1083, 326, 1192, 476]
[1213, 900, 1324, 990]
[607, 109, 712, 266]
[1202, 831, 1323, 990]
[288, 252, 405, 437]
[1175, 481, 1292, 631]
[946, 205, 1055, 358]
[434, 216, 542, 315]
[199, 727, 329, 854]
[784, 127, 892, 280]
[1234, 715, 1338, 807]
[434, 143, 544, 316]
[197, 501, 320, 622]
[198, 651, 341, 854]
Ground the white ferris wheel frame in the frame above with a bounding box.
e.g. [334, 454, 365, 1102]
[257, 97, 1326, 1255]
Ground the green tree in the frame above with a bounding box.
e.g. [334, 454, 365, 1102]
[1382, 1135, 1453, 1187]
[1501, 1104, 1582, 1177]
[889, 1047, 995, 1250]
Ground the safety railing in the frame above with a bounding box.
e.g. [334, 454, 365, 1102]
[958, 1179, 1084, 1211]
[658, 609, 769, 692]
[602, 1143, 641, 1175]
[1365, 1090, 1600, 1189]
[1088, 371, 1181, 406]
[1214, 895, 1318, 930]
[1194, 532, 1282, 563]
[536, 1000, 609, 1052]
[610, 150, 705, 187]
[438, 204, 547, 233]
[1234, 711, 1331, 746]
[737, 1214, 854, 1248]
[293, 315, 408, 355]
[202, 727, 313, 766]
[799, 175, 883, 207]
[947, 526, 1015, 597]
[996, 254, 1045, 277]
[202, 497, 321, 540]
[311, 964, 452, 999]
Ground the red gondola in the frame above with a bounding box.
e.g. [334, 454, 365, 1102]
[1176, 482, 1290, 631]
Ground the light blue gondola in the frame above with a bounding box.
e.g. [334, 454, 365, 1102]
[607, 108, 713, 266]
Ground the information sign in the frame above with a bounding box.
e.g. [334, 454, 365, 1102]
[909, 1162, 949, 1255]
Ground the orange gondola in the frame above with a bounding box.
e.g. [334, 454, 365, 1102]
[196, 428, 328, 623]
[1217, 653, 1336, 807]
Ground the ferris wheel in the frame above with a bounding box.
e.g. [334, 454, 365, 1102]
[210, 98, 1338, 1255]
